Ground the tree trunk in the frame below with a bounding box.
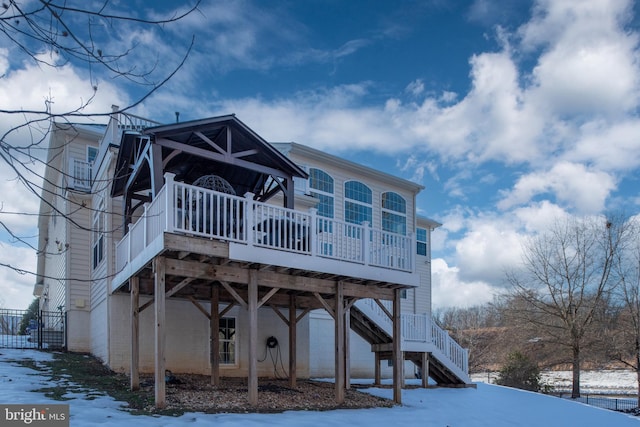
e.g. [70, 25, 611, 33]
[571, 345, 580, 398]
[636, 367, 640, 408]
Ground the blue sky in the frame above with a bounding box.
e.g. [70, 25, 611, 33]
[1, 0, 640, 309]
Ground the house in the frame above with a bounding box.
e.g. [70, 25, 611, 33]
[34, 108, 471, 408]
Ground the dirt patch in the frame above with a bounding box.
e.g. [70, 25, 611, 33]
[141, 375, 394, 413]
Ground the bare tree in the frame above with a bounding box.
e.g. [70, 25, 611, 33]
[0, 1, 199, 277]
[505, 216, 623, 398]
[609, 216, 640, 405]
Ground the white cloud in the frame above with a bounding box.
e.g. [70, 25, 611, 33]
[498, 162, 616, 213]
[513, 201, 570, 234]
[405, 79, 425, 97]
[570, 119, 640, 171]
[520, 0, 640, 116]
[431, 258, 498, 309]
[453, 219, 524, 284]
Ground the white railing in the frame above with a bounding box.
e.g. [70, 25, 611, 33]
[70, 158, 92, 191]
[115, 172, 415, 276]
[431, 321, 469, 375]
[355, 299, 469, 377]
[252, 203, 312, 254]
[172, 181, 247, 242]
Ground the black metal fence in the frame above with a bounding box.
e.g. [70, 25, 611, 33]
[552, 392, 638, 412]
[0, 308, 65, 350]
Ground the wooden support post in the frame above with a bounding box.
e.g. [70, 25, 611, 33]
[289, 294, 297, 388]
[392, 288, 403, 404]
[344, 304, 351, 389]
[210, 285, 220, 386]
[130, 277, 140, 391]
[154, 257, 166, 409]
[374, 351, 381, 386]
[248, 270, 258, 406]
[335, 281, 345, 403]
[422, 352, 429, 388]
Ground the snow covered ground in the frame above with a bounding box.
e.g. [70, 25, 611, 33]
[473, 370, 638, 396]
[1, 349, 639, 427]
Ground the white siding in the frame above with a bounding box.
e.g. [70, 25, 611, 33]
[42, 173, 68, 317]
[90, 298, 109, 362]
[107, 294, 310, 377]
[66, 192, 92, 309]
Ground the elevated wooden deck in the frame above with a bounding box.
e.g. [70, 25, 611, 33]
[112, 173, 419, 294]
[113, 174, 418, 408]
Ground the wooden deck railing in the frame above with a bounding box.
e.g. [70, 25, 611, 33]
[116, 173, 415, 275]
[355, 299, 469, 377]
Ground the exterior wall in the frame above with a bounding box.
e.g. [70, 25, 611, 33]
[37, 126, 101, 349]
[90, 148, 121, 363]
[107, 294, 311, 378]
[65, 192, 92, 351]
[41, 169, 68, 318]
[90, 298, 109, 363]
[62, 132, 99, 351]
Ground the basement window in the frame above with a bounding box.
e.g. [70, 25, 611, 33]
[219, 317, 236, 365]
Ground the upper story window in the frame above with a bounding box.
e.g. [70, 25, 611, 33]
[92, 199, 105, 269]
[416, 227, 428, 256]
[309, 168, 334, 218]
[344, 181, 372, 225]
[381, 192, 406, 235]
[87, 146, 98, 164]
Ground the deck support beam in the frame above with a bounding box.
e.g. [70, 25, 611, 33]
[210, 285, 220, 386]
[392, 288, 403, 404]
[335, 281, 345, 403]
[289, 294, 297, 388]
[422, 352, 429, 388]
[154, 257, 167, 409]
[248, 270, 258, 405]
[374, 352, 381, 385]
[344, 302, 351, 389]
[130, 276, 139, 391]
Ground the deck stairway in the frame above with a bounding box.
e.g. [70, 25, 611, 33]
[351, 299, 473, 386]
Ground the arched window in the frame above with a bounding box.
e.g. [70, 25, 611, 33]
[382, 191, 406, 235]
[309, 168, 334, 218]
[344, 181, 372, 225]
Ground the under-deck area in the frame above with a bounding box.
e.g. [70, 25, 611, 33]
[120, 230, 410, 407]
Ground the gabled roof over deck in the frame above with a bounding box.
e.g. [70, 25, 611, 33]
[111, 114, 308, 226]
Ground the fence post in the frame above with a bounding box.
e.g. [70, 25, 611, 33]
[309, 208, 317, 256]
[244, 193, 255, 247]
[165, 173, 176, 232]
[362, 221, 370, 266]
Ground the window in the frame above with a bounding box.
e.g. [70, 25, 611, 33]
[87, 146, 99, 164]
[219, 317, 236, 365]
[92, 199, 105, 269]
[309, 168, 334, 218]
[416, 227, 427, 256]
[381, 192, 406, 235]
[344, 181, 372, 225]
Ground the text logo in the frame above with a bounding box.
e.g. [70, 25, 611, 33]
[1, 404, 69, 426]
